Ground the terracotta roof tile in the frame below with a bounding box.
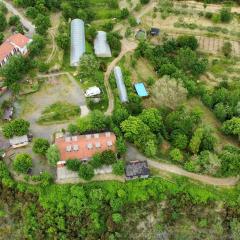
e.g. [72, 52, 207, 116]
[55, 132, 116, 161]
[7, 33, 31, 48]
[0, 33, 31, 62]
[0, 41, 15, 62]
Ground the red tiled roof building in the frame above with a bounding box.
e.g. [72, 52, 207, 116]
[0, 33, 32, 67]
[55, 132, 116, 161]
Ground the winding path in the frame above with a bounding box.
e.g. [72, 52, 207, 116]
[46, 30, 57, 64]
[126, 145, 239, 187]
[104, 0, 157, 115]
[104, 39, 137, 115]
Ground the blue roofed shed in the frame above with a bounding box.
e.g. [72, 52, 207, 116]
[134, 83, 148, 97]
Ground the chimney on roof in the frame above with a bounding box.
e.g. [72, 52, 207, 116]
[73, 145, 79, 151]
[86, 134, 92, 139]
[66, 145, 72, 152]
[94, 133, 99, 139]
[72, 136, 78, 141]
[87, 143, 93, 149]
[95, 142, 101, 148]
[65, 137, 71, 142]
[105, 132, 111, 137]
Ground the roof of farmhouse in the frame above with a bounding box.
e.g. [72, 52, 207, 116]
[0, 33, 31, 62]
[55, 132, 116, 161]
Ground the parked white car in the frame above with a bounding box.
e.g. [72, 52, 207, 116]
[84, 86, 101, 97]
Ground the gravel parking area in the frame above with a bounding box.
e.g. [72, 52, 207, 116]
[16, 74, 88, 140]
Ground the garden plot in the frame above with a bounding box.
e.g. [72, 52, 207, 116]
[141, 5, 240, 56]
[197, 37, 240, 56]
[173, 33, 240, 56]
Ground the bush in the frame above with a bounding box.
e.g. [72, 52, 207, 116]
[205, 12, 213, 19]
[13, 153, 33, 174]
[8, 15, 20, 26]
[169, 148, 184, 162]
[46, 145, 60, 166]
[101, 150, 117, 165]
[128, 16, 137, 27]
[90, 153, 102, 169]
[176, 35, 198, 50]
[78, 164, 94, 180]
[33, 138, 50, 156]
[112, 160, 125, 175]
[222, 42, 232, 57]
[220, 8, 232, 23]
[66, 159, 82, 171]
[112, 213, 123, 224]
[3, 119, 30, 138]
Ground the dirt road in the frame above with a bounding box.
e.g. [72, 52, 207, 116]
[134, 0, 157, 18]
[104, 39, 137, 115]
[2, 0, 35, 36]
[104, 0, 157, 115]
[126, 145, 239, 186]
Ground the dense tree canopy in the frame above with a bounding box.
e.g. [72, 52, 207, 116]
[33, 138, 50, 156]
[46, 145, 60, 166]
[3, 119, 30, 138]
[13, 153, 32, 174]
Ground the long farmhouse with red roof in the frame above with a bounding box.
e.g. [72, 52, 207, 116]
[55, 132, 117, 162]
[0, 33, 32, 67]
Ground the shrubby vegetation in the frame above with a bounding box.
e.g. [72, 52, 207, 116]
[46, 145, 60, 166]
[13, 153, 32, 174]
[135, 36, 207, 97]
[32, 138, 50, 156]
[1, 160, 240, 239]
[38, 102, 80, 124]
[3, 119, 30, 138]
[68, 110, 110, 134]
[201, 81, 240, 139]
[66, 150, 117, 180]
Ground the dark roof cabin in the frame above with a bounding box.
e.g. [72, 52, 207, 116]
[150, 27, 160, 36]
[125, 160, 150, 180]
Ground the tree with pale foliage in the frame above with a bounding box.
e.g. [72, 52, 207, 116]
[170, 148, 184, 162]
[222, 117, 240, 138]
[78, 54, 100, 79]
[46, 145, 60, 166]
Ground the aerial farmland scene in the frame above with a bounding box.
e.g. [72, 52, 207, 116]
[0, 0, 240, 239]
